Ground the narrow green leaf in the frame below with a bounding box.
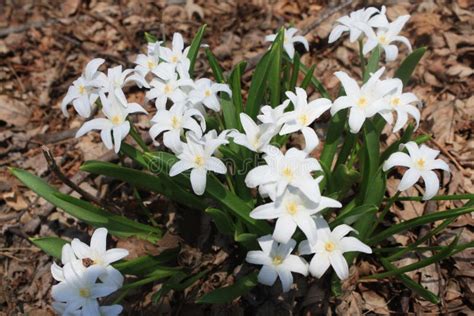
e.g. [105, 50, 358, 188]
[288, 57, 330, 98]
[396, 194, 474, 202]
[245, 52, 270, 118]
[363, 46, 380, 82]
[369, 206, 474, 244]
[394, 47, 427, 86]
[289, 52, 300, 91]
[300, 65, 316, 89]
[197, 273, 258, 304]
[30, 237, 67, 259]
[114, 248, 179, 276]
[331, 204, 377, 227]
[268, 28, 284, 107]
[319, 110, 347, 171]
[205, 48, 225, 83]
[229, 61, 246, 116]
[187, 25, 207, 78]
[206, 208, 235, 236]
[380, 258, 440, 304]
[144, 32, 158, 43]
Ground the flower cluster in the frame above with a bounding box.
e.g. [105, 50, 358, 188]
[51, 228, 128, 315]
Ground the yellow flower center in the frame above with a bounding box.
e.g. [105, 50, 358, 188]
[171, 115, 181, 129]
[194, 155, 205, 167]
[78, 84, 86, 95]
[147, 60, 156, 70]
[357, 96, 368, 108]
[286, 201, 299, 215]
[391, 97, 401, 107]
[282, 167, 294, 180]
[111, 115, 123, 125]
[79, 288, 91, 298]
[298, 113, 309, 126]
[164, 84, 173, 94]
[378, 34, 388, 45]
[204, 89, 212, 97]
[415, 158, 426, 170]
[171, 55, 179, 63]
[272, 256, 283, 266]
[324, 241, 336, 252]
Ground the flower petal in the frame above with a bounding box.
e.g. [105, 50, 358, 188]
[273, 215, 297, 244]
[277, 268, 294, 292]
[309, 252, 330, 278]
[340, 236, 372, 254]
[329, 251, 349, 280]
[282, 254, 308, 276]
[383, 152, 413, 171]
[398, 168, 420, 191]
[257, 265, 278, 287]
[190, 168, 207, 195]
[246, 250, 271, 266]
[421, 170, 440, 200]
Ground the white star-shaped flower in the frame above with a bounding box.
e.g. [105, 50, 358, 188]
[265, 27, 309, 59]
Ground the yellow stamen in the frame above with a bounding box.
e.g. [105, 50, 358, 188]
[204, 89, 212, 97]
[298, 114, 309, 126]
[171, 115, 181, 129]
[147, 60, 156, 70]
[286, 201, 298, 215]
[378, 34, 388, 45]
[78, 84, 86, 94]
[111, 115, 122, 125]
[357, 96, 368, 108]
[164, 84, 173, 94]
[391, 97, 400, 107]
[272, 256, 283, 266]
[282, 167, 293, 180]
[79, 288, 90, 298]
[415, 158, 426, 170]
[171, 55, 179, 63]
[194, 155, 204, 167]
[325, 241, 335, 252]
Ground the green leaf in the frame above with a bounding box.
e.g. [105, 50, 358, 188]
[206, 208, 235, 236]
[197, 273, 258, 304]
[380, 258, 440, 304]
[289, 52, 300, 91]
[300, 65, 316, 90]
[268, 28, 284, 107]
[394, 47, 426, 86]
[235, 232, 258, 249]
[331, 204, 377, 227]
[287, 57, 330, 98]
[368, 206, 474, 245]
[245, 52, 270, 118]
[114, 248, 179, 276]
[144, 32, 158, 43]
[186, 25, 207, 78]
[319, 110, 348, 171]
[363, 46, 380, 82]
[396, 193, 474, 202]
[10, 168, 161, 242]
[30, 237, 67, 259]
[229, 61, 246, 117]
[205, 48, 225, 83]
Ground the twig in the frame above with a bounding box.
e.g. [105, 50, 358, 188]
[41, 145, 119, 212]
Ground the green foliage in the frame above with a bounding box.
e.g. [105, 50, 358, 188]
[197, 273, 258, 304]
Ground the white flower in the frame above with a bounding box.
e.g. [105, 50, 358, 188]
[265, 27, 309, 59]
[188, 78, 232, 112]
[378, 80, 421, 132]
[328, 6, 386, 43]
[52, 302, 122, 316]
[70, 228, 129, 287]
[169, 133, 228, 195]
[231, 113, 276, 153]
[96, 65, 136, 107]
[149, 102, 205, 149]
[250, 186, 342, 244]
[160, 32, 191, 69]
[147, 41, 162, 55]
[299, 217, 372, 280]
[246, 235, 308, 292]
[257, 102, 288, 127]
[363, 15, 412, 62]
[51, 244, 86, 283]
[331, 67, 399, 133]
[133, 46, 161, 78]
[245, 146, 322, 202]
[51, 264, 117, 315]
[279, 88, 332, 153]
[146, 62, 194, 109]
[61, 58, 105, 118]
[76, 93, 147, 153]
[383, 142, 450, 200]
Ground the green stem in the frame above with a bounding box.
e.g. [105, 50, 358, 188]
[129, 123, 149, 152]
[394, 193, 474, 202]
[358, 39, 366, 76]
[369, 191, 400, 236]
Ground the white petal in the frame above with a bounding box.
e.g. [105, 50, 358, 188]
[276, 238, 297, 258]
[294, 213, 318, 245]
[309, 252, 330, 278]
[334, 72, 360, 97]
[429, 159, 450, 172]
[421, 170, 440, 200]
[258, 234, 277, 255]
[257, 265, 278, 286]
[100, 265, 124, 288]
[332, 224, 356, 240]
[104, 248, 129, 264]
[363, 38, 379, 55]
[340, 236, 372, 254]
[348, 107, 366, 133]
[90, 283, 117, 298]
[329, 251, 349, 280]
[250, 202, 281, 220]
[246, 250, 271, 266]
[277, 268, 294, 292]
[239, 113, 258, 138]
[273, 215, 297, 244]
[384, 45, 399, 62]
[328, 25, 349, 43]
[169, 160, 194, 176]
[85, 58, 105, 80]
[245, 165, 272, 188]
[298, 239, 315, 255]
[61, 244, 76, 265]
[283, 255, 308, 276]
[101, 129, 113, 150]
[76, 118, 112, 138]
[90, 228, 108, 253]
[398, 168, 421, 191]
[82, 300, 100, 316]
[301, 126, 319, 154]
[190, 168, 207, 195]
[205, 157, 227, 174]
[331, 96, 353, 115]
[71, 239, 91, 259]
[383, 152, 413, 171]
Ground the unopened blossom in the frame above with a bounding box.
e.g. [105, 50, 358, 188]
[169, 133, 227, 195]
[70, 228, 129, 287]
[61, 58, 105, 118]
[383, 142, 450, 200]
[76, 93, 147, 153]
[231, 113, 276, 153]
[160, 32, 191, 69]
[51, 264, 117, 315]
[265, 27, 309, 59]
[250, 185, 341, 244]
[149, 102, 205, 150]
[245, 146, 322, 202]
[379, 79, 421, 132]
[328, 6, 387, 43]
[147, 62, 194, 109]
[363, 15, 412, 62]
[299, 217, 372, 280]
[246, 235, 308, 292]
[279, 88, 332, 153]
[188, 78, 232, 112]
[331, 67, 398, 133]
